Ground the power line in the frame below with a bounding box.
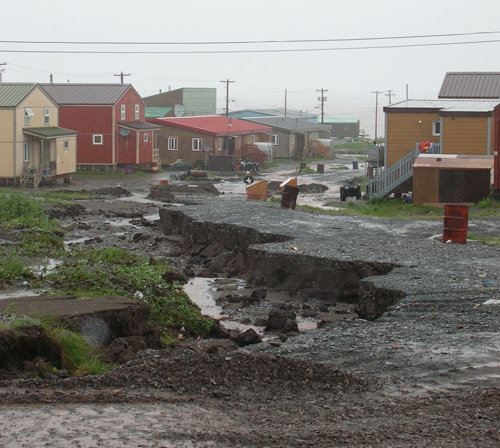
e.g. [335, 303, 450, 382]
[1, 39, 500, 55]
[1, 31, 499, 46]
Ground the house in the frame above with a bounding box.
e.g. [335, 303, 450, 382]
[41, 83, 160, 172]
[143, 88, 216, 117]
[322, 118, 360, 139]
[413, 154, 493, 206]
[146, 116, 272, 167]
[227, 108, 320, 123]
[241, 116, 331, 159]
[0, 83, 77, 187]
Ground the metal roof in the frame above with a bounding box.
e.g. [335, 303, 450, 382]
[23, 127, 77, 139]
[147, 116, 272, 136]
[0, 83, 38, 108]
[145, 106, 172, 119]
[439, 72, 500, 99]
[385, 99, 500, 113]
[119, 121, 161, 130]
[413, 154, 494, 170]
[40, 83, 134, 105]
[322, 118, 359, 124]
[242, 116, 331, 133]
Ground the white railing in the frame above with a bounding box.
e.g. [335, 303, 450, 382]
[367, 143, 441, 198]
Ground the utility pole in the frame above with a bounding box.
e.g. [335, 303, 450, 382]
[114, 72, 131, 83]
[316, 88, 328, 124]
[0, 62, 6, 82]
[372, 91, 382, 141]
[385, 89, 395, 105]
[220, 79, 235, 117]
[284, 88, 287, 117]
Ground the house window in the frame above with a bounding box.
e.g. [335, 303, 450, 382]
[271, 134, 279, 145]
[251, 135, 255, 144]
[44, 108, 50, 125]
[63, 140, 69, 150]
[25, 108, 34, 126]
[23, 142, 30, 161]
[93, 134, 103, 145]
[218, 138, 222, 151]
[143, 133, 148, 143]
[432, 120, 441, 136]
[192, 138, 202, 151]
[135, 105, 140, 120]
[291, 134, 295, 145]
[168, 137, 178, 151]
[121, 105, 126, 120]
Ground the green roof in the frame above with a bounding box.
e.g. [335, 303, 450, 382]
[145, 106, 172, 119]
[322, 118, 359, 124]
[0, 83, 38, 108]
[23, 127, 77, 139]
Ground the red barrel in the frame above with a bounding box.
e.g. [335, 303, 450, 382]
[443, 205, 468, 244]
[151, 162, 158, 174]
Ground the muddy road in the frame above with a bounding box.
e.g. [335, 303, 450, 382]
[2, 157, 500, 447]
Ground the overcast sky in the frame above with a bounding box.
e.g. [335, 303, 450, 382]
[2, 0, 500, 137]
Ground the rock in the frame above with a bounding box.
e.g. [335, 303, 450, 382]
[265, 308, 297, 332]
[232, 328, 263, 347]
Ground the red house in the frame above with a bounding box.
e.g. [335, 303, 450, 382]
[41, 84, 160, 172]
[146, 115, 272, 166]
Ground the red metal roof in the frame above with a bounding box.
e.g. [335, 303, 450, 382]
[147, 115, 272, 136]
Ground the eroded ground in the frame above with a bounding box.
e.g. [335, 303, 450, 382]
[2, 157, 500, 447]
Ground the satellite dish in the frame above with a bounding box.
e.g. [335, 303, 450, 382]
[119, 128, 130, 137]
[203, 142, 212, 152]
[174, 104, 185, 117]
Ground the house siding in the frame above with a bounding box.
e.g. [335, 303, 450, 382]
[58, 105, 114, 165]
[442, 116, 492, 155]
[386, 111, 440, 166]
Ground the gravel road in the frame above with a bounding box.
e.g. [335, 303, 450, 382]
[2, 156, 500, 447]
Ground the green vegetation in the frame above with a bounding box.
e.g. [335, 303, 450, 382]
[297, 166, 318, 175]
[329, 165, 349, 170]
[261, 160, 280, 169]
[0, 315, 112, 376]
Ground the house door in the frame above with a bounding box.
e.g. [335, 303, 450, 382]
[296, 134, 305, 157]
[40, 140, 51, 172]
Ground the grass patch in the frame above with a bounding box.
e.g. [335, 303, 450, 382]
[46, 247, 214, 336]
[298, 166, 318, 175]
[0, 256, 34, 287]
[330, 165, 349, 170]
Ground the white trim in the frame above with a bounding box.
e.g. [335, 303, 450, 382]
[63, 140, 69, 150]
[271, 134, 279, 145]
[135, 104, 140, 120]
[23, 141, 30, 161]
[121, 105, 126, 121]
[168, 137, 178, 151]
[432, 120, 441, 136]
[93, 134, 103, 145]
[44, 108, 50, 125]
[143, 133, 148, 143]
[192, 138, 202, 151]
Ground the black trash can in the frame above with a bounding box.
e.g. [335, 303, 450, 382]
[352, 161, 359, 170]
[281, 185, 299, 209]
[317, 164, 324, 173]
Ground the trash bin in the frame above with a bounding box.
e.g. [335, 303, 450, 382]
[300, 162, 307, 170]
[125, 165, 133, 174]
[443, 204, 468, 244]
[352, 161, 359, 170]
[317, 164, 324, 173]
[281, 185, 299, 209]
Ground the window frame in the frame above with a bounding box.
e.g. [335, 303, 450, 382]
[23, 141, 30, 161]
[93, 134, 103, 145]
[25, 108, 34, 126]
[218, 137, 222, 151]
[271, 134, 279, 145]
[432, 120, 441, 136]
[44, 108, 50, 125]
[121, 105, 126, 121]
[168, 137, 179, 151]
[63, 140, 69, 150]
[192, 138, 202, 151]
[143, 133, 148, 143]
[135, 104, 140, 120]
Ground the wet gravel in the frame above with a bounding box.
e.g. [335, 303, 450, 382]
[2, 157, 500, 447]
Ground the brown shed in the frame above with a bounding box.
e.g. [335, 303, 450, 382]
[412, 154, 493, 206]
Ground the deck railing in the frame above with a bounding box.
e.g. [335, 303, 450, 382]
[367, 143, 441, 198]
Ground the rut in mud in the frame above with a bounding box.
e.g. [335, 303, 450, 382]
[159, 207, 402, 320]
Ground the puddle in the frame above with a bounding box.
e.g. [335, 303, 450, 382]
[184, 277, 317, 332]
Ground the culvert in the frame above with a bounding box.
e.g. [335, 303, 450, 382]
[159, 207, 404, 321]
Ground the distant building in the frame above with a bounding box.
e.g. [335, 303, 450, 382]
[227, 108, 319, 123]
[321, 118, 360, 138]
[143, 88, 216, 117]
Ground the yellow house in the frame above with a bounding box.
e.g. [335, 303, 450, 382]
[384, 99, 499, 167]
[0, 83, 77, 187]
